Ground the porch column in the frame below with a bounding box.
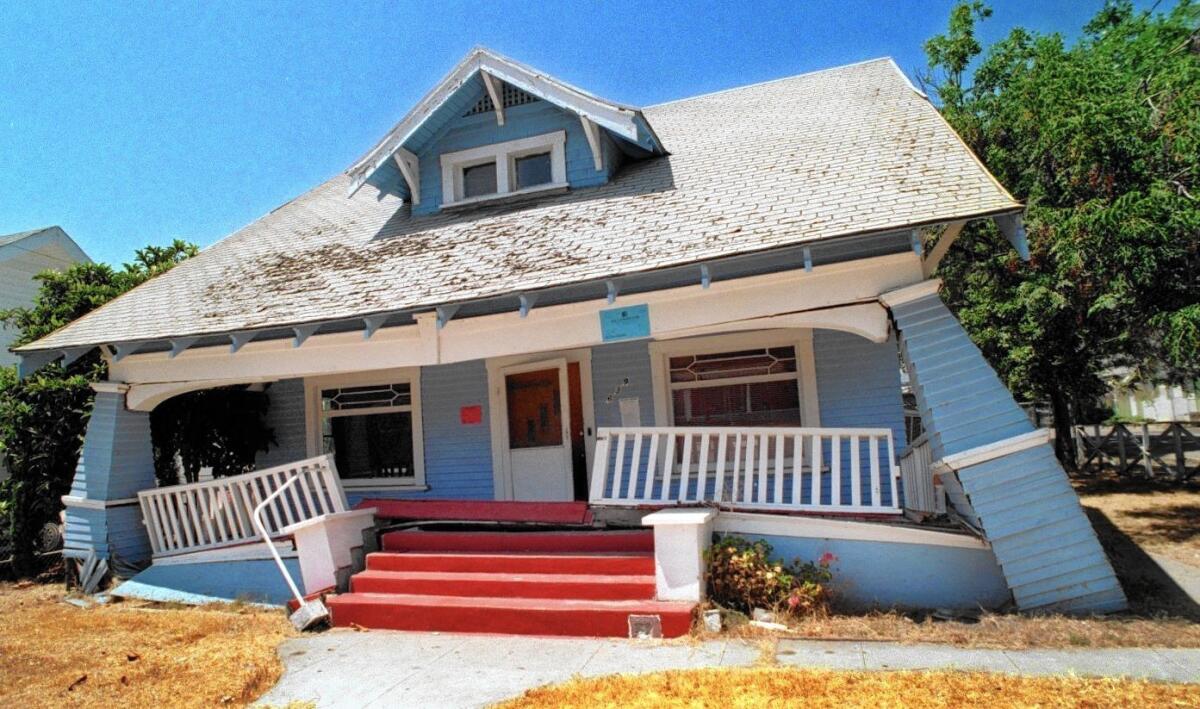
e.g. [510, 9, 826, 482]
[62, 382, 157, 573]
[883, 281, 1126, 614]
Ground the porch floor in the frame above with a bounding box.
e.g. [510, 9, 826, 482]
[356, 498, 594, 526]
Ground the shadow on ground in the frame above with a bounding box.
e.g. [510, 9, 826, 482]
[1083, 505, 1200, 620]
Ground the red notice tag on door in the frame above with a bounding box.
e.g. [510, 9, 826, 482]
[460, 405, 483, 425]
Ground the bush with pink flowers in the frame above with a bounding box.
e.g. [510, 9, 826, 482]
[705, 535, 835, 617]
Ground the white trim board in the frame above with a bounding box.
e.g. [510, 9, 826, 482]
[932, 429, 1052, 474]
[112, 252, 923, 399]
[713, 511, 989, 550]
[62, 495, 140, 510]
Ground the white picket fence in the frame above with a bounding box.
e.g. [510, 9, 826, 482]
[138, 454, 348, 557]
[589, 426, 900, 513]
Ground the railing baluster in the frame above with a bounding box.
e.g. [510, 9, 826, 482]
[742, 434, 755, 503]
[140, 495, 164, 554]
[642, 433, 660, 500]
[713, 433, 728, 503]
[660, 433, 677, 502]
[831, 435, 842, 506]
[612, 433, 627, 502]
[188, 489, 210, 547]
[729, 433, 742, 504]
[756, 433, 769, 504]
[696, 433, 711, 503]
[679, 433, 694, 502]
[869, 435, 882, 509]
[791, 434, 803, 506]
[627, 433, 644, 501]
[773, 433, 785, 505]
[811, 433, 822, 507]
[851, 435, 862, 507]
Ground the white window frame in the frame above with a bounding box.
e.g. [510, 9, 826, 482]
[439, 130, 567, 209]
[304, 368, 427, 490]
[648, 330, 821, 428]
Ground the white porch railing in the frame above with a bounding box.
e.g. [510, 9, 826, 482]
[138, 454, 348, 557]
[898, 432, 944, 515]
[589, 427, 901, 514]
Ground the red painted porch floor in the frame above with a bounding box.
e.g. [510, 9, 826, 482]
[354, 498, 594, 525]
[328, 529, 696, 638]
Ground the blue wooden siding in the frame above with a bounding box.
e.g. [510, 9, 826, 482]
[591, 340, 656, 428]
[890, 292, 1125, 613]
[814, 330, 907, 507]
[345, 360, 494, 507]
[736, 532, 1011, 610]
[257, 378, 308, 469]
[64, 390, 156, 564]
[410, 90, 616, 215]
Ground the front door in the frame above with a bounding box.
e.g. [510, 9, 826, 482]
[501, 358, 574, 501]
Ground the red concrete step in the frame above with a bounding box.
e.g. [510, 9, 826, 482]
[350, 569, 656, 601]
[366, 551, 654, 575]
[327, 592, 694, 638]
[381, 529, 653, 554]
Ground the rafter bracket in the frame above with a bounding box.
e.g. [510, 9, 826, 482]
[393, 148, 421, 206]
[292, 324, 320, 348]
[436, 304, 460, 330]
[580, 115, 604, 171]
[362, 315, 388, 340]
[481, 71, 505, 126]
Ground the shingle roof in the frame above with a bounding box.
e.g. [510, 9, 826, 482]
[22, 57, 1019, 353]
[0, 227, 56, 249]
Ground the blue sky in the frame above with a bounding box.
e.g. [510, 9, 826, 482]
[1, 1, 1139, 266]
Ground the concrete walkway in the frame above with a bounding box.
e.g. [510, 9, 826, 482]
[257, 630, 1200, 708]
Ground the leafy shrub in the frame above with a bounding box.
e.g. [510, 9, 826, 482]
[705, 535, 834, 617]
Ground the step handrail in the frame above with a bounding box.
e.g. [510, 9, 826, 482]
[252, 473, 305, 608]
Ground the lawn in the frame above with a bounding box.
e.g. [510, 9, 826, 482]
[0, 582, 294, 708]
[494, 667, 1199, 708]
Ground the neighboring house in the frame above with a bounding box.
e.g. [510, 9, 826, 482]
[0, 227, 90, 482]
[0, 227, 90, 367]
[16, 49, 1125, 633]
[1105, 368, 1200, 423]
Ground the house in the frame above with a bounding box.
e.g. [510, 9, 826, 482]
[0, 227, 91, 368]
[0, 227, 90, 482]
[14, 49, 1126, 635]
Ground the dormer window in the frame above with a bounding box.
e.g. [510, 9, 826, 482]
[440, 130, 567, 208]
[462, 161, 498, 199]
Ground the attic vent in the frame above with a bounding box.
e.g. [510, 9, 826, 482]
[466, 82, 539, 116]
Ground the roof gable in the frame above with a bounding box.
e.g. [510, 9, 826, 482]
[346, 47, 665, 197]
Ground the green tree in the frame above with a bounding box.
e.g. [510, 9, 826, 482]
[0, 241, 198, 575]
[922, 0, 1200, 463]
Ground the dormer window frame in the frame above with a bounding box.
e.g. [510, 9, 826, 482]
[439, 130, 567, 209]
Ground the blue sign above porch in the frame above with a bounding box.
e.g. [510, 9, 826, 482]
[600, 304, 651, 342]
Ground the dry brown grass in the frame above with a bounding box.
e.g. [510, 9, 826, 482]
[0, 582, 295, 708]
[493, 667, 1200, 708]
[688, 604, 1200, 649]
